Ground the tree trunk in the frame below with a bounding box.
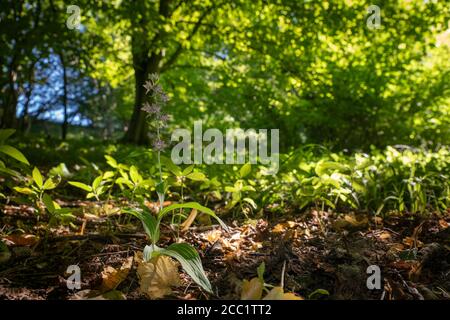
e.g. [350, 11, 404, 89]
[1, 63, 18, 129]
[123, 62, 150, 145]
[123, 49, 163, 145]
[60, 53, 68, 140]
[123, 0, 173, 145]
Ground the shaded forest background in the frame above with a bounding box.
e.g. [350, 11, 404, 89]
[1, 0, 449, 150]
[1, 0, 450, 301]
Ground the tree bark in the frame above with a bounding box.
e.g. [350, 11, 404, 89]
[122, 0, 172, 145]
[123, 54, 152, 145]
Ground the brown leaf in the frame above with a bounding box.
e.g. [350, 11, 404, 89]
[203, 230, 222, 243]
[135, 252, 181, 299]
[402, 236, 423, 248]
[439, 219, 448, 229]
[241, 278, 263, 300]
[70, 289, 126, 300]
[100, 256, 133, 292]
[332, 213, 368, 231]
[272, 223, 287, 233]
[3, 234, 39, 246]
[379, 231, 391, 240]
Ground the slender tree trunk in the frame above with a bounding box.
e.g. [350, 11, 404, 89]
[20, 60, 37, 133]
[60, 53, 68, 140]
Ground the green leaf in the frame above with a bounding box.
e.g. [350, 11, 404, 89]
[161, 243, 212, 293]
[14, 187, 35, 195]
[156, 181, 165, 195]
[0, 166, 21, 177]
[125, 208, 160, 243]
[129, 166, 142, 184]
[243, 197, 257, 209]
[158, 202, 227, 230]
[104, 155, 118, 168]
[43, 177, 59, 190]
[186, 172, 207, 181]
[308, 289, 330, 299]
[115, 177, 133, 188]
[32, 167, 43, 189]
[257, 262, 265, 283]
[182, 165, 194, 176]
[225, 186, 235, 192]
[102, 171, 115, 180]
[54, 208, 74, 219]
[242, 185, 256, 192]
[315, 161, 348, 176]
[92, 175, 103, 191]
[42, 194, 55, 213]
[240, 163, 252, 178]
[143, 244, 162, 261]
[161, 156, 182, 176]
[68, 181, 92, 192]
[0, 145, 29, 165]
[0, 129, 16, 142]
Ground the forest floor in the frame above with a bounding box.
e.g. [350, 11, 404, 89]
[0, 201, 449, 300]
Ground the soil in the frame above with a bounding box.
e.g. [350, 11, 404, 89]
[1, 203, 449, 300]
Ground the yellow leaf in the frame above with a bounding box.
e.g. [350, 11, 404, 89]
[136, 252, 181, 299]
[272, 223, 286, 233]
[204, 230, 222, 243]
[241, 278, 263, 300]
[263, 287, 303, 300]
[100, 256, 133, 292]
[333, 213, 368, 231]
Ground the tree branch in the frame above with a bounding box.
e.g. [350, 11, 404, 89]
[160, 4, 217, 73]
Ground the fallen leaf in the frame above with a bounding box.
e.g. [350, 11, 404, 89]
[332, 214, 368, 231]
[102, 203, 121, 215]
[251, 242, 263, 250]
[241, 278, 263, 300]
[83, 213, 101, 221]
[439, 219, 448, 229]
[70, 289, 126, 300]
[203, 230, 222, 243]
[402, 237, 423, 248]
[100, 256, 133, 292]
[379, 231, 391, 240]
[3, 234, 39, 246]
[145, 201, 172, 213]
[136, 252, 181, 299]
[391, 260, 420, 271]
[263, 287, 303, 300]
[272, 223, 287, 233]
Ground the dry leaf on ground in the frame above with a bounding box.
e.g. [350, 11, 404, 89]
[100, 256, 133, 292]
[135, 251, 181, 299]
[70, 289, 126, 300]
[263, 286, 303, 300]
[3, 234, 39, 246]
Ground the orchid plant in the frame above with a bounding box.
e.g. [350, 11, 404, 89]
[126, 74, 227, 294]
